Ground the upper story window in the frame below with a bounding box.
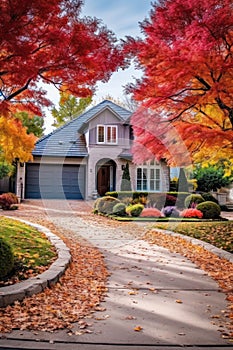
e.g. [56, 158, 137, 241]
[97, 125, 118, 144]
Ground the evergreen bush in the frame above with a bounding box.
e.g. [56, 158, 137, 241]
[126, 204, 144, 217]
[184, 194, 205, 208]
[112, 203, 127, 216]
[0, 238, 14, 279]
[95, 196, 120, 215]
[196, 201, 221, 219]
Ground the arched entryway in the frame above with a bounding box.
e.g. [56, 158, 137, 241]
[96, 159, 116, 196]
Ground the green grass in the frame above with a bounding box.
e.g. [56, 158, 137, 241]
[0, 217, 57, 282]
[151, 221, 233, 253]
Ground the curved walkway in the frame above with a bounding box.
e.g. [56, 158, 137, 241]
[0, 200, 232, 349]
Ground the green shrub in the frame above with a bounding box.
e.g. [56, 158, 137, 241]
[196, 201, 221, 219]
[126, 204, 144, 217]
[0, 238, 14, 279]
[201, 192, 219, 204]
[184, 194, 205, 208]
[0, 192, 18, 210]
[112, 203, 127, 216]
[95, 196, 120, 215]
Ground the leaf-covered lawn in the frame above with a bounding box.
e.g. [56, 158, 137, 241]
[151, 221, 233, 253]
[0, 217, 57, 285]
[0, 219, 108, 333]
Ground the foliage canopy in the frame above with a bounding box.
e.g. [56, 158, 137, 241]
[129, 0, 233, 170]
[0, 0, 126, 161]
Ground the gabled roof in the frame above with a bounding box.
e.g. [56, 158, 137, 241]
[32, 100, 132, 157]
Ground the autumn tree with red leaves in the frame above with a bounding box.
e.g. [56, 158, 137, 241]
[129, 0, 233, 170]
[0, 0, 126, 162]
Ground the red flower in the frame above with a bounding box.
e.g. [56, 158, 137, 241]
[180, 208, 203, 218]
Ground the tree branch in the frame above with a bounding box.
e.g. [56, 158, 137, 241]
[215, 97, 233, 129]
[195, 75, 211, 90]
[6, 78, 32, 101]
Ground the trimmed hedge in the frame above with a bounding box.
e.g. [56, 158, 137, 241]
[105, 191, 148, 200]
[105, 191, 191, 209]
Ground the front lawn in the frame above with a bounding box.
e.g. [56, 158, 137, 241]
[0, 217, 57, 286]
[150, 221, 233, 253]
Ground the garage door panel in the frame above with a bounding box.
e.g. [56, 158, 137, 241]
[25, 164, 85, 199]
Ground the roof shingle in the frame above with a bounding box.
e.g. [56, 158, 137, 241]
[33, 100, 132, 157]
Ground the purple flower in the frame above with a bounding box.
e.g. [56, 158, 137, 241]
[162, 206, 180, 217]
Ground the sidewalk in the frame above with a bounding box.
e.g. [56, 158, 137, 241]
[0, 201, 232, 349]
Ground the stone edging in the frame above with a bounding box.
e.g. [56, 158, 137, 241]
[0, 218, 71, 308]
[152, 228, 233, 263]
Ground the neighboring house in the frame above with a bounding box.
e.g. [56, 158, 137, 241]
[16, 100, 170, 200]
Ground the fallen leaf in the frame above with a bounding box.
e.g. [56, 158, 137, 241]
[176, 300, 183, 304]
[128, 291, 138, 295]
[134, 325, 143, 332]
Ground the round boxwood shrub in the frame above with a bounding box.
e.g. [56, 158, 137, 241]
[0, 238, 14, 279]
[95, 196, 120, 215]
[196, 201, 221, 219]
[126, 204, 144, 217]
[184, 194, 205, 208]
[112, 203, 127, 216]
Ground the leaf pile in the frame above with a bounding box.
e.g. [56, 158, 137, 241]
[153, 221, 233, 253]
[0, 221, 109, 333]
[145, 229, 233, 340]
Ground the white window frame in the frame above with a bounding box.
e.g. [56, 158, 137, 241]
[136, 160, 161, 192]
[97, 125, 118, 144]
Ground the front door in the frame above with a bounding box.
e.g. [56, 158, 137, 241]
[97, 166, 110, 196]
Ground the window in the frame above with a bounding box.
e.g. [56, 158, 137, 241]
[97, 125, 117, 144]
[136, 160, 161, 191]
[97, 126, 105, 143]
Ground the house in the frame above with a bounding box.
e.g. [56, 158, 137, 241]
[16, 100, 170, 200]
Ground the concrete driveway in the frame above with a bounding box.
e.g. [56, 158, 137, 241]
[0, 200, 232, 350]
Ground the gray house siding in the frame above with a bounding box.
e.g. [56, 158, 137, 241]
[17, 100, 170, 200]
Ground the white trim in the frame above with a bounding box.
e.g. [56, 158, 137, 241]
[136, 160, 162, 192]
[97, 124, 118, 145]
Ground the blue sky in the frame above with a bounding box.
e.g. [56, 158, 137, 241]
[82, 0, 152, 38]
[44, 1, 153, 133]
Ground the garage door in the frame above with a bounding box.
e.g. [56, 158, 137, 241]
[25, 164, 85, 199]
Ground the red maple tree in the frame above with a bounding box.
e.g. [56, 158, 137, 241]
[0, 0, 126, 161]
[128, 0, 233, 167]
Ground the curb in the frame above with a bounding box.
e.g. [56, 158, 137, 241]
[0, 218, 71, 307]
[152, 228, 233, 263]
